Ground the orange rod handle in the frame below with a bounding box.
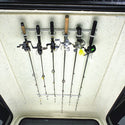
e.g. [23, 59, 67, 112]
[64, 15, 69, 35]
[21, 22, 26, 35]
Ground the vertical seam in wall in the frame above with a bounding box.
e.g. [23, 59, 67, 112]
[92, 21, 125, 104]
[0, 40, 26, 103]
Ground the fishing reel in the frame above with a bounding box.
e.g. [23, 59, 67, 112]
[73, 26, 86, 51]
[58, 34, 72, 51]
[31, 25, 47, 55]
[17, 22, 32, 52]
[85, 45, 96, 54]
[32, 42, 47, 55]
[84, 21, 97, 55]
[63, 35, 72, 51]
[73, 39, 85, 50]
[46, 38, 59, 52]
[17, 40, 31, 51]
[46, 21, 60, 52]
[54, 37, 71, 51]
[73, 25, 96, 55]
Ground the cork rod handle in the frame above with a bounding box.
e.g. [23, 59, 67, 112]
[64, 15, 69, 35]
[21, 22, 26, 35]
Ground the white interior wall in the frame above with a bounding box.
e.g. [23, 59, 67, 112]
[0, 10, 125, 125]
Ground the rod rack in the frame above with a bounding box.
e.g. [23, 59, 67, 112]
[39, 94, 80, 97]
[26, 28, 92, 32]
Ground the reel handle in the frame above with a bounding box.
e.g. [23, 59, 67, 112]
[64, 15, 69, 35]
[21, 22, 26, 35]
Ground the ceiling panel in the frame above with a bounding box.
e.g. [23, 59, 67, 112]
[0, 11, 124, 124]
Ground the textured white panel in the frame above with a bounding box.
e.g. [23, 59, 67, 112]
[0, 10, 124, 125]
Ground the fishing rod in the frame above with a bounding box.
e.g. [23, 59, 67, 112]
[75, 21, 97, 111]
[61, 15, 70, 113]
[17, 22, 41, 99]
[46, 21, 59, 102]
[69, 26, 85, 105]
[35, 25, 48, 100]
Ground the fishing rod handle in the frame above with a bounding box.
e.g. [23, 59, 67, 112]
[76, 26, 82, 35]
[36, 25, 40, 35]
[91, 20, 97, 36]
[50, 21, 54, 35]
[89, 20, 97, 46]
[21, 22, 26, 35]
[64, 15, 69, 35]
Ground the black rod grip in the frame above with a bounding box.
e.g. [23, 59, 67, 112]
[50, 21, 54, 35]
[91, 20, 97, 36]
[21, 22, 26, 35]
[89, 20, 97, 46]
[36, 25, 40, 35]
[76, 26, 82, 35]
